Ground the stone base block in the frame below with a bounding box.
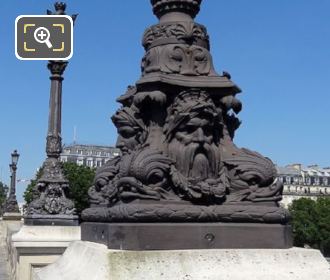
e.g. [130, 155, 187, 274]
[81, 222, 292, 250]
[33, 241, 330, 280]
[24, 214, 79, 226]
[10, 225, 80, 280]
[3, 212, 22, 221]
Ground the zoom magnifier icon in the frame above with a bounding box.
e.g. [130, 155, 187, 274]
[34, 27, 53, 49]
[16, 15, 73, 60]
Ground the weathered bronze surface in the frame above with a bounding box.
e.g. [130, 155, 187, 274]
[82, 0, 290, 231]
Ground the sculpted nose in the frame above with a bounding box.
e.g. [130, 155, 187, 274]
[116, 136, 125, 148]
[195, 127, 205, 143]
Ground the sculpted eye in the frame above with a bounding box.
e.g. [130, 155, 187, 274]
[203, 126, 212, 135]
[118, 127, 135, 138]
[120, 131, 134, 138]
[189, 125, 198, 133]
[178, 122, 195, 133]
[148, 173, 163, 185]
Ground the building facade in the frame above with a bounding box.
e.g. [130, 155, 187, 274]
[60, 144, 120, 168]
[277, 164, 330, 207]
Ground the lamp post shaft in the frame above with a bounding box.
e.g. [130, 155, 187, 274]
[10, 167, 16, 197]
[48, 78, 62, 144]
[46, 61, 67, 158]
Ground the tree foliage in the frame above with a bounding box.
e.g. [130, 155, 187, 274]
[0, 181, 9, 214]
[24, 162, 95, 216]
[289, 197, 330, 256]
[63, 162, 95, 215]
[24, 168, 43, 205]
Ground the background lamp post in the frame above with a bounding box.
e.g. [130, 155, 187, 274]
[12, 150, 20, 165]
[3, 149, 22, 220]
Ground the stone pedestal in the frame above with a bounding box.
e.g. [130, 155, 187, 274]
[10, 225, 80, 280]
[32, 241, 330, 280]
[24, 214, 79, 226]
[0, 219, 23, 280]
[3, 212, 22, 221]
[82, 222, 293, 250]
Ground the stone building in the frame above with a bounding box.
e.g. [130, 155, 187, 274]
[60, 143, 120, 168]
[277, 164, 330, 207]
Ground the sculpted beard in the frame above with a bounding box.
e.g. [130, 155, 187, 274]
[167, 138, 220, 181]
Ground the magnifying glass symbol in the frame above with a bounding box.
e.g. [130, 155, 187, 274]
[34, 27, 53, 49]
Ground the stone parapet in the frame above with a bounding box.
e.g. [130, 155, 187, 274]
[10, 225, 80, 280]
[33, 241, 330, 280]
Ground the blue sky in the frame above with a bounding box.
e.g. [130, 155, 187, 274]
[1, 0, 329, 202]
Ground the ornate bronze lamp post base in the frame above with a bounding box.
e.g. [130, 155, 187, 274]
[81, 0, 291, 249]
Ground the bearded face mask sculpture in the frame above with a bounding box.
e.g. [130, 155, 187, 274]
[112, 106, 146, 153]
[165, 91, 220, 182]
[82, 0, 289, 225]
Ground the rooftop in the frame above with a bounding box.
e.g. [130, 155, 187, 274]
[63, 143, 118, 150]
[277, 164, 330, 177]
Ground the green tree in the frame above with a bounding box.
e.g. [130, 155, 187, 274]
[289, 197, 330, 256]
[63, 162, 95, 215]
[0, 181, 9, 214]
[24, 162, 95, 216]
[24, 168, 43, 205]
[314, 198, 330, 256]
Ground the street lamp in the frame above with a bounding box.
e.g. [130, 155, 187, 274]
[3, 149, 21, 220]
[9, 150, 19, 197]
[12, 150, 20, 165]
[24, 2, 78, 226]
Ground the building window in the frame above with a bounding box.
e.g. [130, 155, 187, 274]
[312, 176, 316, 185]
[286, 176, 291, 184]
[306, 177, 311, 185]
[314, 177, 319, 186]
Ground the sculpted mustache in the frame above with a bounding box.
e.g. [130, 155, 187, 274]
[167, 139, 218, 177]
[183, 142, 216, 176]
